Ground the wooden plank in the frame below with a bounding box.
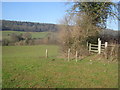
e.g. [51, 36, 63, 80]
[101, 48, 104, 50]
[90, 51, 98, 53]
[90, 50, 98, 52]
[91, 47, 98, 49]
[101, 49, 105, 50]
[91, 44, 98, 46]
[101, 44, 105, 46]
[101, 47, 105, 49]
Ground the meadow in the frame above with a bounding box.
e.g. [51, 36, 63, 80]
[2, 31, 49, 39]
[2, 45, 118, 88]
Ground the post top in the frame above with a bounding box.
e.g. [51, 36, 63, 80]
[98, 38, 100, 41]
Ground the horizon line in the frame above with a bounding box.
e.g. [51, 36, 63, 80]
[1, 19, 59, 25]
[2, 19, 119, 31]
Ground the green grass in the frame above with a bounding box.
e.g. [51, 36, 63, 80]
[2, 45, 118, 88]
[2, 31, 49, 39]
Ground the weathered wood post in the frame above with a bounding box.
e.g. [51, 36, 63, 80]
[68, 48, 70, 61]
[98, 38, 100, 42]
[89, 43, 91, 52]
[87, 42, 89, 50]
[46, 49, 48, 58]
[87, 42, 88, 47]
[76, 51, 78, 62]
[105, 42, 108, 49]
[98, 38, 101, 54]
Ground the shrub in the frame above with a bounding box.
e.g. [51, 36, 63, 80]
[2, 39, 10, 46]
[102, 44, 118, 62]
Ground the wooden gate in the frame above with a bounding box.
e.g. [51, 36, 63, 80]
[87, 38, 108, 54]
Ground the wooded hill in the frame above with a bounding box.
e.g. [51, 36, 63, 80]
[1, 20, 119, 45]
[2, 20, 59, 32]
[1, 20, 119, 40]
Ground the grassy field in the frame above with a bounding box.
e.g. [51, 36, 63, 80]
[2, 31, 49, 39]
[2, 45, 118, 88]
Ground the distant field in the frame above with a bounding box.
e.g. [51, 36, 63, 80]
[2, 45, 118, 88]
[1, 31, 49, 39]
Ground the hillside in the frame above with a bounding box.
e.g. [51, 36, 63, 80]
[2, 20, 59, 32]
[101, 29, 119, 37]
[1, 20, 119, 34]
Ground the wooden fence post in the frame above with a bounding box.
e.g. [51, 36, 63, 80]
[76, 51, 78, 62]
[68, 48, 70, 61]
[105, 42, 108, 49]
[87, 42, 88, 47]
[89, 43, 91, 52]
[98, 38, 100, 42]
[98, 39, 101, 54]
[46, 49, 48, 58]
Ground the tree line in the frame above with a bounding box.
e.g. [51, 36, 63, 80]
[2, 20, 59, 32]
